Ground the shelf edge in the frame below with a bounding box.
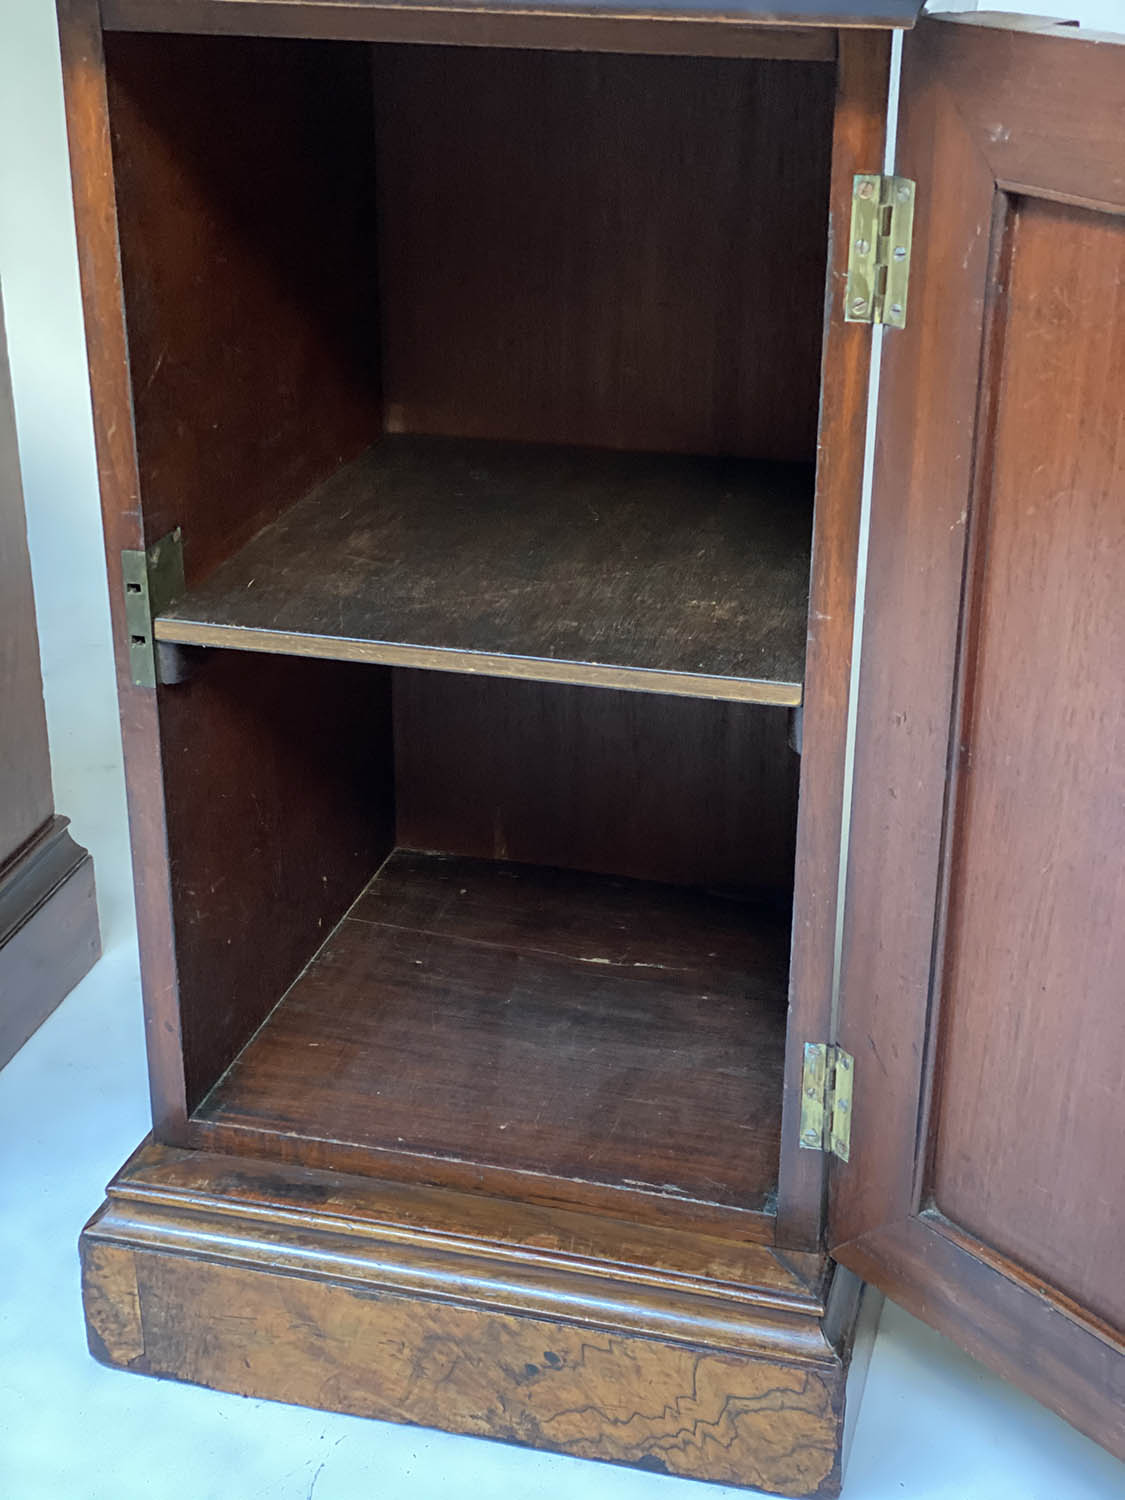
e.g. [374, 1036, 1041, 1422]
[153, 616, 805, 706]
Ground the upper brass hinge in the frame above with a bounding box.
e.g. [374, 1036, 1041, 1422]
[122, 528, 185, 688]
[844, 174, 915, 330]
[798, 1042, 854, 1162]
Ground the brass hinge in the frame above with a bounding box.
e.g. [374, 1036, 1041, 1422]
[798, 1042, 854, 1162]
[844, 174, 915, 330]
[121, 528, 185, 688]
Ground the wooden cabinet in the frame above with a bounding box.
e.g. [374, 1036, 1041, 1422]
[60, 4, 1123, 1493]
[0, 285, 100, 1067]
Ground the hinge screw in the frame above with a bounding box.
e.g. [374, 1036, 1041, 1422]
[803, 1129, 820, 1146]
[857, 180, 875, 200]
[855, 238, 870, 255]
[890, 303, 904, 319]
[893, 245, 907, 261]
[851, 298, 868, 315]
[897, 183, 911, 202]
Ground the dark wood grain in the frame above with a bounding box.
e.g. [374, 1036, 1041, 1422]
[100, 0, 923, 53]
[155, 437, 815, 704]
[107, 5, 839, 59]
[831, 14, 1125, 1465]
[774, 30, 890, 1249]
[103, 30, 382, 589]
[374, 48, 833, 462]
[194, 849, 790, 1224]
[81, 1141, 861, 1497]
[158, 652, 395, 1111]
[395, 672, 799, 892]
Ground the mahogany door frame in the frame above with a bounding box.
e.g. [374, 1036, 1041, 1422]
[775, 28, 892, 1248]
[830, 16, 1125, 1458]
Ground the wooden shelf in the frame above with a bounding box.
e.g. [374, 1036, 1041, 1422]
[156, 437, 815, 706]
[191, 850, 790, 1228]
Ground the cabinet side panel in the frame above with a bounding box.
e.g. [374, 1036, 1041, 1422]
[374, 47, 833, 461]
[161, 654, 395, 1113]
[58, 0, 188, 1135]
[0, 293, 55, 856]
[928, 198, 1125, 1332]
[103, 31, 382, 587]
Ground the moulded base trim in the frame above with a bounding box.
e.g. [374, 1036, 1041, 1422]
[82, 1141, 864, 1497]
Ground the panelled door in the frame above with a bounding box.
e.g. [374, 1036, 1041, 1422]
[831, 16, 1125, 1460]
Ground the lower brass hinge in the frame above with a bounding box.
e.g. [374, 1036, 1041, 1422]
[798, 1042, 854, 1162]
[122, 528, 185, 687]
[844, 174, 915, 330]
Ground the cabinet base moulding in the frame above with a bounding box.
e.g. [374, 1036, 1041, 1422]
[81, 1142, 868, 1497]
[0, 816, 100, 1069]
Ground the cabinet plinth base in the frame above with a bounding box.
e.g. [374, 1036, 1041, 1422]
[82, 1143, 864, 1496]
[0, 816, 100, 1069]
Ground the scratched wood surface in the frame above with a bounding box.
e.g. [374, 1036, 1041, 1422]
[193, 850, 790, 1222]
[155, 437, 815, 704]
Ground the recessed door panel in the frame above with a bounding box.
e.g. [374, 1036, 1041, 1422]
[929, 197, 1125, 1330]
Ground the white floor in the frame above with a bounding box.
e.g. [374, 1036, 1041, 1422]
[2, 580, 1124, 1500]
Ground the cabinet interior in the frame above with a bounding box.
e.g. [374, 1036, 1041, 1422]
[104, 30, 836, 1235]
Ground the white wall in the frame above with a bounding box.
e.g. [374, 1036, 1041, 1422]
[0, 0, 1121, 872]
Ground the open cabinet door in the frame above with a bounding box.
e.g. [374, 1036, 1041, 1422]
[829, 15, 1125, 1460]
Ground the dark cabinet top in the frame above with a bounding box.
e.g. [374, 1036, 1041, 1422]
[100, 0, 925, 41]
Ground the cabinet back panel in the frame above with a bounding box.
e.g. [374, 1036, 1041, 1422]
[160, 652, 395, 1111]
[394, 672, 799, 893]
[374, 47, 834, 460]
[104, 32, 382, 587]
[929, 198, 1125, 1332]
